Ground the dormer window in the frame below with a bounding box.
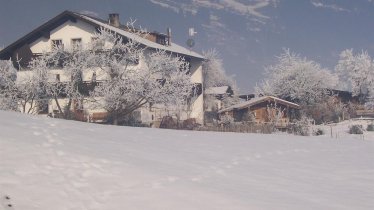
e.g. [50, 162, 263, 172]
[71, 38, 82, 50]
[51, 39, 63, 50]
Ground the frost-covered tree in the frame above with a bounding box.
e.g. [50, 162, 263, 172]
[335, 49, 374, 103]
[202, 49, 236, 89]
[0, 58, 45, 113]
[256, 49, 337, 105]
[27, 46, 93, 117]
[0, 60, 18, 111]
[202, 49, 240, 109]
[90, 29, 193, 125]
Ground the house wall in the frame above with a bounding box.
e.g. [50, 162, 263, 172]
[29, 19, 96, 53]
[189, 58, 204, 123]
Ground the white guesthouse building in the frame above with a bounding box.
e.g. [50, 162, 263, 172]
[0, 11, 205, 125]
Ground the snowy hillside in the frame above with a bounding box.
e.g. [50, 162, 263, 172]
[0, 111, 373, 210]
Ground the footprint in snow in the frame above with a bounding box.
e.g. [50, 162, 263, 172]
[33, 131, 41, 136]
[151, 182, 163, 189]
[56, 151, 65, 156]
[276, 151, 284, 155]
[167, 176, 179, 183]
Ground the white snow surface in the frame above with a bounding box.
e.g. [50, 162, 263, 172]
[0, 111, 373, 210]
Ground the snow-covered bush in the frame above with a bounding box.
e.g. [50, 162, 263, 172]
[313, 128, 324, 136]
[219, 114, 234, 126]
[0, 60, 18, 111]
[242, 110, 255, 123]
[367, 124, 374, 132]
[302, 96, 349, 124]
[349, 125, 364, 134]
[289, 115, 312, 136]
[256, 49, 337, 105]
[365, 100, 374, 110]
[266, 102, 285, 126]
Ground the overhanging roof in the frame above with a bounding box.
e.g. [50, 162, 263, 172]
[218, 96, 300, 113]
[0, 10, 204, 60]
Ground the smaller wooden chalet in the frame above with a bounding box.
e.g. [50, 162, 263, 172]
[218, 96, 300, 127]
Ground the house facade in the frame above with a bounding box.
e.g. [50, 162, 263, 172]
[0, 11, 205, 124]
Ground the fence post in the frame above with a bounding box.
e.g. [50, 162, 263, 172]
[330, 125, 333, 138]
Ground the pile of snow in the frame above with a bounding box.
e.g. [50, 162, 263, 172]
[0, 111, 373, 210]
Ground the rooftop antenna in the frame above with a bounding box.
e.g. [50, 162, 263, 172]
[186, 27, 197, 50]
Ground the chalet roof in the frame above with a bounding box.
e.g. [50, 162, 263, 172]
[0, 10, 204, 60]
[205, 86, 231, 95]
[218, 96, 300, 113]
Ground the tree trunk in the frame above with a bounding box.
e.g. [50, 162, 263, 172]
[54, 96, 63, 116]
[64, 98, 73, 119]
[112, 113, 119, 125]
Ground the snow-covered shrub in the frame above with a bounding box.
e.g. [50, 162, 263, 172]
[367, 124, 374, 132]
[266, 102, 285, 126]
[242, 110, 255, 123]
[0, 60, 18, 111]
[219, 114, 234, 126]
[365, 100, 374, 110]
[313, 128, 324, 136]
[302, 96, 349, 124]
[349, 125, 364, 134]
[289, 116, 312, 136]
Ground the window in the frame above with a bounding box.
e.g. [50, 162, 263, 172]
[91, 72, 97, 83]
[51, 39, 63, 50]
[71, 38, 82, 50]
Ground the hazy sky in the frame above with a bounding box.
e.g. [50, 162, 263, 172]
[1, 0, 374, 93]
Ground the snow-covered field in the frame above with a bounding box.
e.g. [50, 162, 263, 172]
[0, 111, 373, 210]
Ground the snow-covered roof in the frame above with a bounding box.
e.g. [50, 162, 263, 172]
[74, 12, 204, 59]
[218, 96, 300, 113]
[205, 86, 231, 95]
[0, 11, 204, 60]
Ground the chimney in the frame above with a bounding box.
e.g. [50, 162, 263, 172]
[108, 13, 120, 27]
[167, 27, 171, 46]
